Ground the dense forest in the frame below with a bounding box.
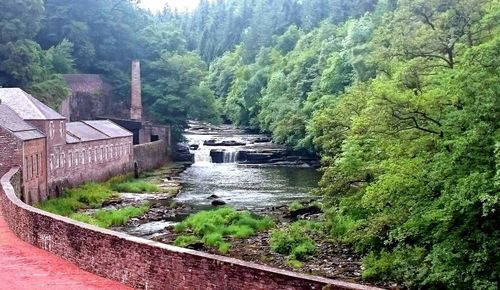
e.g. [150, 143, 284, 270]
[1, 0, 499, 288]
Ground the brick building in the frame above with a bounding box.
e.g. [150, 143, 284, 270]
[0, 88, 134, 203]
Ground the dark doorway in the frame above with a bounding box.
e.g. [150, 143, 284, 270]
[151, 135, 159, 142]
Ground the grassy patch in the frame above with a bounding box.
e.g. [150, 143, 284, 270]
[70, 204, 150, 228]
[289, 201, 305, 211]
[36, 175, 153, 228]
[36, 182, 115, 216]
[174, 207, 274, 253]
[270, 220, 323, 263]
[111, 180, 160, 193]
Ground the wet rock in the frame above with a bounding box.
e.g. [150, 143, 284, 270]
[210, 150, 225, 163]
[253, 137, 272, 143]
[189, 144, 199, 150]
[288, 205, 322, 220]
[207, 194, 220, 199]
[204, 139, 246, 146]
[174, 143, 194, 162]
[212, 200, 226, 206]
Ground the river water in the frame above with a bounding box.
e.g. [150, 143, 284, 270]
[174, 124, 321, 212]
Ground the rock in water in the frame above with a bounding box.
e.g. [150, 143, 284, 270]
[212, 200, 226, 206]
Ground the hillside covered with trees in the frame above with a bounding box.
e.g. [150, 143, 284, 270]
[1, 0, 499, 288]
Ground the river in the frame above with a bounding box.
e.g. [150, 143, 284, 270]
[175, 122, 321, 212]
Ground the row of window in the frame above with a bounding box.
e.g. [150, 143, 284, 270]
[24, 154, 42, 181]
[48, 121, 64, 140]
[49, 143, 132, 172]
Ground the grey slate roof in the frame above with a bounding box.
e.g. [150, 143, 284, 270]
[65, 122, 109, 143]
[83, 120, 132, 138]
[0, 88, 65, 120]
[0, 105, 45, 141]
[65, 120, 132, 143]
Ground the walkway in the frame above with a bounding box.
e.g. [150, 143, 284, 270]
[0, 211, 132, 290]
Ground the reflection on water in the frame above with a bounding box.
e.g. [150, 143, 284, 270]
[175, 162, 321, 211]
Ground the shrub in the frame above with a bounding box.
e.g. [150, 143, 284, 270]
[289, 201, 304, 211]
[270, 220, 320, 262]
[174, 207, 275, 253]
[175, 235, 199, 247]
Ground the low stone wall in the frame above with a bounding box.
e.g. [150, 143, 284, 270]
[0, 167, 380, 290]
[133, 140, 168, 173]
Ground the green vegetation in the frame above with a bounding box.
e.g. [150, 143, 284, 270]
[37, 182, 115, 216]
[36, 176, 158, 228]
[288, 201, 304, 212]
[270, 220, 323, 265]
[111, 180, 160, 193]
[174, 207, 274, 254]
[69, 204, 149, 228]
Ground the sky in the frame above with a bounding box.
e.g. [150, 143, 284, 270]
[138, 0, 201, 12]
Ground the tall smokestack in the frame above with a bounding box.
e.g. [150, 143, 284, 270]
[130, 60, 142, 120]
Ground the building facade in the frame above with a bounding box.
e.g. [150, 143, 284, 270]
[0, 88, 134, 203]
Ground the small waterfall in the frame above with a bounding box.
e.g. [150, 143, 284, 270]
[223, 150, 238, 163]
[193, 144, 212, 163]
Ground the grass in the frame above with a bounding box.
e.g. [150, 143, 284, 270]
[289, 201, 305, 211]
[36, 174, 157, 228]
[111, 180, 160, 193]
[174, 207, 275, 254]
[36, 182, 115, 216]
[69, 204, 150, 228]
[270, 220, 323, 265]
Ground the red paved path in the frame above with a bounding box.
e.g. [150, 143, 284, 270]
[0, 210, 132, 290]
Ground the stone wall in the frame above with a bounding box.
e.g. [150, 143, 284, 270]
[133, 140, 168, 173]
[0, 167, 378, 290]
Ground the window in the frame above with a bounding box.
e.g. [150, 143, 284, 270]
[49, 121, 54, 139]
[74, 150, 79, 166]
[61, 152, 65, 168]
[94, 147, 98, 162]
[59, 121, 64, 138]
[82, 149, 86, 165]
[49, 154, 54, 171]
[31, 155, 35, 178]
[36, 154, 40, 177]
[88, 148, 92, 164]
[68, 152, 72, 168]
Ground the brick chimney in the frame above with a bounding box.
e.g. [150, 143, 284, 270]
[130, 60, 142, 120]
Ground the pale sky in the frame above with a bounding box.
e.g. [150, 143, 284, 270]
[138, 0, 201, 12]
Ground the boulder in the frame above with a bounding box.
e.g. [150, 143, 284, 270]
[210, 149, 225, 163]
[212, 200, 227, 206]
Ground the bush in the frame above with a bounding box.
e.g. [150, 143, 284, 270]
[270, 220, 320, 262]
[175, 235, 200, 247]
[289, 201, 304, 211]
[174, 207, 275, 253]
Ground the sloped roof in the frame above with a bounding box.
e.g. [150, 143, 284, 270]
[0, 105, 45, 141]
[65, 120, 132, 144]
[0, 88, 65, 120]
[83, 120, 132, 138]
[65, 122, 109, 143]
